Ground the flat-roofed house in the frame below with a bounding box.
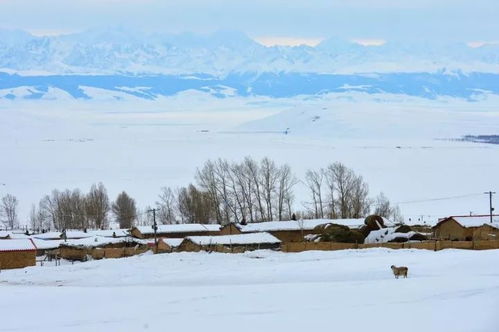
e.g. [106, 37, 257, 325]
[178, 232, 281, 252]
[0, 239, 37, 270]
[130, 224, 221, 239]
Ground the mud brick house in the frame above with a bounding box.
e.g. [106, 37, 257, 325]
[0, 239, 37, 270]
[433, 215, 499, 241]
[130, 224, 221, 239]
[178, 232, 281, 252]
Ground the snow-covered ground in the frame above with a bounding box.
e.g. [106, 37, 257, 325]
[1, 92, 499, 221]
[1, 249, 498, 332]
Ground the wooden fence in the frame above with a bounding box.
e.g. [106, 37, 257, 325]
[281, 240, 499, 253]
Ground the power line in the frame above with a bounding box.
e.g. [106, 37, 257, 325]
[396, 193, 484, 205]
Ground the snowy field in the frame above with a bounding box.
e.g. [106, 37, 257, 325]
[1, 248, 499, 332]
[1, 92, 499, 221]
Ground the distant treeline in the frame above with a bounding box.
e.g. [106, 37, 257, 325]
[1, 157, 401, 231]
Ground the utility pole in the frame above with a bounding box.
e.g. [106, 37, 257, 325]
[148, 208, 158, 253]
[484, 191, 496, 223]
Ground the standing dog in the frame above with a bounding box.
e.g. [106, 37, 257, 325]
[391, 265, 408, 278]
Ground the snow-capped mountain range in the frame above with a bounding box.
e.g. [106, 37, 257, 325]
[2, 28, 499, 75]
[1, 28, 499, 100]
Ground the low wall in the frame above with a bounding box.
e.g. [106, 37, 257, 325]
[0, 251, 36, 270]
[281, 240, 499, 253]
[474, 240, 499, 250]
[91, 247, 148, 259]
[282, 242, 358, 252]
[438, 241, 473, 250]
[59, 246, 148, 261]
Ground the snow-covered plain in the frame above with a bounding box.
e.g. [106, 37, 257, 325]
[1, 248, 498, 332]
[1, 91, 499, 222]
[0, 92, 499, 220]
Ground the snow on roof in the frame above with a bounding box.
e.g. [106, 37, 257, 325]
[31, 239, 62, 250]
[143, 238, 184, 248]
[60, 236, 143, 248]
[87, 229, 130, 237]
[364, 228, 418, 244]
[186, 232, 281, 246]
[451, 216, 499, 228]
[162, 238, 184, 247]
[0, 231, 30, 239]
[32, 232, 62, 240]
[239, 219, 364, 233]
[136, 224, 221, 235]
[0, 239, 37, 252]
[33, 230, 95, 240]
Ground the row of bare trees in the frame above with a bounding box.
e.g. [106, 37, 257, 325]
[29, 184, 137, 232]
[303, 162, 401, 221]
[304, 162, 370, 219]
[3, 157, 402, 231]
[151, 157, 297, 225]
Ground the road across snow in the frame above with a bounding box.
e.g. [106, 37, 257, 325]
[1, 248, 498, 332]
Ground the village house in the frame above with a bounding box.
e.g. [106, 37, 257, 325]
[58, 236, 147, 261]
[433, 215, 499, 241]
[0, 239, 37, 270]
[219, 219, 365, 242]
[31, 239, 62, 256]
[143, 238, 184, 253]
[130, 224, 221, 239]
[178, 232, 281, 252]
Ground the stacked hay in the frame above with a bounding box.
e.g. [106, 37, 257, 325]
[359, 215, 386, 237]
[312, 223, 365, 243]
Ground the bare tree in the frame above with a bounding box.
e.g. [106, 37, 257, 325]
[1, 194, 19, 229]
[196, 160, 223, 222]
[156, 187, 177, 224]
[196, 156, 296, 224]
[276, 164, 297, 221]
[29, 204, 45, 232]
[232, 162, 255, 223]
[112, 191, 137, 228]
[374, 192, 392, 218]
[38, 188, 88, 230]
[85, 183, 110, 229]
[374, 192, 403, 222]
[39, 191, 60, 230]
[136, 206, 153, 226]
[245, 157, 266, 221]
[349, 175, 371, 218]
[306, 162, 371, 219]
[55, 189, 87, 230]
[177, 184, 215, 224]
[330, 162, 354, 218]
[324, 165, 337, 218]
[305, 169, 325, 218]
[259, 158, 279, 220]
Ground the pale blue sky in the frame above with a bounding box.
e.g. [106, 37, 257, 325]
[0, 0, 497, 45]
